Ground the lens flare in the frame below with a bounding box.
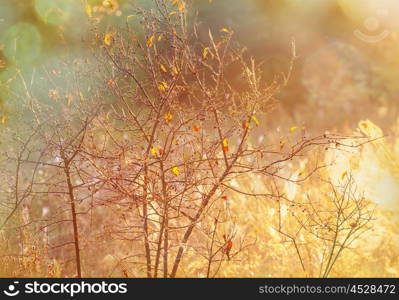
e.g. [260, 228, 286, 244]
[34, 0, 74, 25]
[0, 22, 41, 64]
[326, 120, 399, 210]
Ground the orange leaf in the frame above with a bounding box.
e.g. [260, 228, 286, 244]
[222, 138, 229, 152]
[226, 240, 233, 251]
[107, 79, 116, 88]
[178, 1, 186, 13]
[1, 116, 8, 124]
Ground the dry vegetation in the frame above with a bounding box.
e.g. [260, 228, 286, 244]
[0, 0, 398, 278]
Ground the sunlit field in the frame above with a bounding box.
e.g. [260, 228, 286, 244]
[0, 0, 398, 278]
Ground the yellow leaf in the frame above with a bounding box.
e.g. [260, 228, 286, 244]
[341, 171, 348, 180]
[222, 138, 229, 152]
[165, 112, 173, 123]
[171, 0, 180, 6]
[147, 35, 155, 48]
[172, 66, 179, 75]
[103, 33, 113, 46]
[220, 28, 230, 33]
[160, 64, 167, 73]
[159, 81, 169, 91]
[169, 11, 177, 16]
[251, 115, 260, 126]
[158, 34, 163, 42]
[85, 4, 92, 17]
[289, 126, 298, 133]
[203, 47, 209, 59]
[126, 15, 135, 21]
[172, 166, 180, 176]
[151, 147, 157, 157]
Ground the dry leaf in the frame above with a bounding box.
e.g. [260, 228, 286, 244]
[103, 33, 113, 46]
[203, 47, 209, 59]
[165, 112, 173, 123]
[279, 140, 286, 150]
[107, 79, 116, 88]
[147, 35, 155, 48]
[160, 64, 167, 73]
[103, 0, 118, 10]
[251, 115, 260, 126]
[172, 166, 180, 176]
[159, 81, 169, 91]
[1, 116, 8, 124]
[222, 138, 229, 152]
[150, 147, 157, 157]
[178, 2, 186, 13]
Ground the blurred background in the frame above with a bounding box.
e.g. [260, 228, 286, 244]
[1, 0, 399, 131]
